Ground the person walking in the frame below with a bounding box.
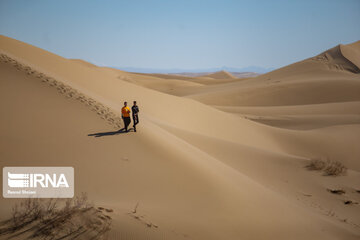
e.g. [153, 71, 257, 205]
[121, 101, 131, 132]
[132, 101, 139, 132]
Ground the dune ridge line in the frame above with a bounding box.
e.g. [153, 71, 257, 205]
[0, 53, 123, 129]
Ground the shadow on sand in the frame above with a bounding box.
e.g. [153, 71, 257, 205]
[88, 128, 134, 137]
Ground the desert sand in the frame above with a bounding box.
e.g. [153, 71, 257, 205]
[0, 35, 359, 239]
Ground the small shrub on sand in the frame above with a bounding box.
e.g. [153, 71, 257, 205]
[306, 158, 327, 171]
[324, 161, 347, 176]
[0, 193, 112, 239]
[306, 158, 347, 176]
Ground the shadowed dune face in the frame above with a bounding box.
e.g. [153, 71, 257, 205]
[340, 41, 360, 71]
[1, 35, 360, 239]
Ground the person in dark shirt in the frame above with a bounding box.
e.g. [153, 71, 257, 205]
[131, 101, 139, 132]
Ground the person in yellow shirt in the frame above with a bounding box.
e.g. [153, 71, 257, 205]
[121, 101, 131, 132]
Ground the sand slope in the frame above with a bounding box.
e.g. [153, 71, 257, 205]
[1, 35, 360, 239]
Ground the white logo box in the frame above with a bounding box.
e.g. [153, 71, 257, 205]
[3, 167, 74, 198]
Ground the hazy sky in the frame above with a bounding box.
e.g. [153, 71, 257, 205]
[0, 0, 359, 70]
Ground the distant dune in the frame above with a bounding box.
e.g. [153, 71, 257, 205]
[1, 35, 359, 240]
[186, 42, 360, 106]
[112, 66, 272, 74]
[201, 70, 236, 79]
[169, 71, 259, 78]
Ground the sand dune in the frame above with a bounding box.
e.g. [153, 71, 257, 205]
[202, 70, 236, 79]
[129, 71, 244, 88]
[71, 58, 99, 68]
[158, 71, 259, 78]
[111, 70, 205, 94]
[185, 48, 360, 106]
[1, 35, 359, 239]
[214, 101, 360, 131]
[340, 41, 360, 70]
